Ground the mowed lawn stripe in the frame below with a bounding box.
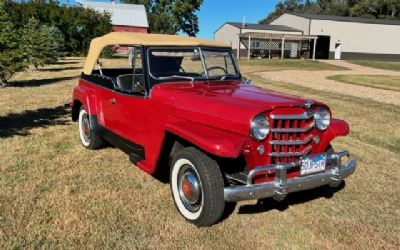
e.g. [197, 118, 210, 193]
[350, 60, 400, 72]
[327, 74, 400, 92]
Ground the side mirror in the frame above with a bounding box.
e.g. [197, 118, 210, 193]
[242, 77, 252, 85]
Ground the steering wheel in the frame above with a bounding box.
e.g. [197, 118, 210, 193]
[201, 66, 228, 77]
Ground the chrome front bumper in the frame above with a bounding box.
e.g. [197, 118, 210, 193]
[224, 150, 356, 202]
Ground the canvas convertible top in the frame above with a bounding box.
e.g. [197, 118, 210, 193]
[83, 32, 230, 75]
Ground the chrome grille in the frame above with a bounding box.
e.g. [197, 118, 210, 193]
[269, 110, 315, 164]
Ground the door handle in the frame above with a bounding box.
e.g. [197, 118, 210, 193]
[110, 98, 117, 105]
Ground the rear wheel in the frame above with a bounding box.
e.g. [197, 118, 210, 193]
[78, 106, 103, 149]
[170, 147, 225, 227]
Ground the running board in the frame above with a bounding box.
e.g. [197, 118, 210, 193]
[129, 153, 145, 165]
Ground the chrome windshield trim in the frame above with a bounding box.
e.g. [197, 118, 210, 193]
[146, 46, 240, 82]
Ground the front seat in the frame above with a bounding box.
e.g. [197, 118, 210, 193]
[116, 74, 134, 91]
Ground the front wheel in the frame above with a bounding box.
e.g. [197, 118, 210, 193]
[170, 147, 225, 227]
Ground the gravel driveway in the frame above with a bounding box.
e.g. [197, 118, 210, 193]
[257, 60, 400, 106]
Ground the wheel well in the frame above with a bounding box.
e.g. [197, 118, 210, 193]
[153, 132, 246, 184]
[72, 100, 82, 122]
[153, 132, 189, 183]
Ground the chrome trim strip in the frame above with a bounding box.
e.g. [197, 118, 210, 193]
[271, 112, 313, 120]
[224, 150, 356, 202]
[270, 136, 313, 146]
[269, 146, 312, 157]
[271, 125, 313, 133]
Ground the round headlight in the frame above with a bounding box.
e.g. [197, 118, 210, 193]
[314, 107, 331, 130]
[250, 115, 270, 141]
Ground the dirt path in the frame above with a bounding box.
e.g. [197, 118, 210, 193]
[257, 60, 400, 106]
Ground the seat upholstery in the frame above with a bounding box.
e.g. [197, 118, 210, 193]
[116, 74, 146, 94]
[116, 74, 134, 91]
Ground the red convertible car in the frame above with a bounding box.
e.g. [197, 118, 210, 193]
[71, 32, 356, 226]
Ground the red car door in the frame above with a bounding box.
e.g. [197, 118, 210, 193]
[100, 88, 148, 147]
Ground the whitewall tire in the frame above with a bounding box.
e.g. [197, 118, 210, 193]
[77, 106, 103, 149]
[170, 147, 225, 227]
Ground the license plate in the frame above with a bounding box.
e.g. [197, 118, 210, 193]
[300, 154, 326, 176]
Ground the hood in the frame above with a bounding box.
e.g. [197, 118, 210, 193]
[152, 81, 313, 136]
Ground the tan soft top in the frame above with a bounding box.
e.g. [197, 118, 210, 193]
[83, 32, 230, 75]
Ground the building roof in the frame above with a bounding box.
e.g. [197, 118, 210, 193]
[226, 22, 302, 32]
[240, 32, 317, 41]
[77, 0, 149, 28]
[288, 13, 400, 26]
[83, 32, 230, 75]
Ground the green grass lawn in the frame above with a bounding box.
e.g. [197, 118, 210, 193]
[350, 60, 400, 72]
[238, 59, 348, 74]
[327, 74, 400, 92]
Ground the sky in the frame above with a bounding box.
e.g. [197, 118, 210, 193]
[197, 0, 277, 40]
[63, 0, 278, 40]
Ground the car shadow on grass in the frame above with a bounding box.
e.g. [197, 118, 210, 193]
[51, 60, 81, 65]
[0, 105, 70, 138]
[238, 182, 345, 214]
[7, 76, 78, 88]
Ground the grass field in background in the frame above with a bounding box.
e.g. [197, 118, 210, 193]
[238, 58, 348, 74]
[0, 58, 399, 249]
[350, 60, 400, 72]
[327, 74, 400, 92]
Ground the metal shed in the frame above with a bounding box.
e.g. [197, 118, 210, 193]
[271, 13, 400, 60]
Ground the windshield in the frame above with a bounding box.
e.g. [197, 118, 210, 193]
[148, 47, 240, 82]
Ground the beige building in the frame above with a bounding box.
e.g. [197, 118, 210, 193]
[215, 22, 319, 59]
[215, 22, 302, 49]
[271, 13, 400, 60]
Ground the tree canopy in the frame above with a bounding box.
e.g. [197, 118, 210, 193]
[260, 0, 400, 24]
[4, 0, 112, 55]
[0, 0, 113, 86]
[123, 0, 203, 36]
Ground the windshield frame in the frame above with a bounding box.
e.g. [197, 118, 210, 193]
[146, 46, 241, 85]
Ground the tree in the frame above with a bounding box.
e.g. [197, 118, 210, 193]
[0, 1, 28, 86]
[259, 0, 304, 24]
[22, 18, 47, 69]
[124, 0, 203, 36]
[260, 0, 400, 24]
[22, 18, 64, 69]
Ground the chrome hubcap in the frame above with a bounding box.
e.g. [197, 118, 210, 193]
[178, 165, 202, 212]
[81, 113, 91, 142]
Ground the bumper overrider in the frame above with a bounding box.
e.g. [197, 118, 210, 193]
[224, 150, 356, 202]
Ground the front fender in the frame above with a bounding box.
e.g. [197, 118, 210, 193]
[319, 119, 350, 151]
[165, 120, 247, 158]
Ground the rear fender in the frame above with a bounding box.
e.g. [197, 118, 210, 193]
[165, 120, 247, 158]
[72, 84, 98, 120]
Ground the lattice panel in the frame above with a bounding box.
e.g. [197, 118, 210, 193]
[240, 38, 311, 59]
